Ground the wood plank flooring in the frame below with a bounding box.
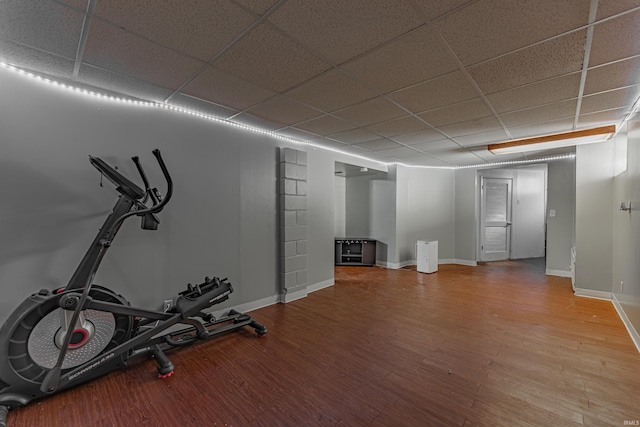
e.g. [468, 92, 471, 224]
[7, 260, 640, 426]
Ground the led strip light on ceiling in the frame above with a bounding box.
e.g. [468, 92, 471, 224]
[0, 62, 581, 169]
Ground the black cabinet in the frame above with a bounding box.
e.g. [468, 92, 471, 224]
[335, 238, 376, 266]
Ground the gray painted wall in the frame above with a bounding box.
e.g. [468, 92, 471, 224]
[454, 168, 477, 263]
[546, 158, 576, 273]
[343, 169, 396, 264]
[0, 65, 350, 321]
[334, 175, 346, 237]
[575, 141, 615, 292]
[510, 166, 546, 260]
[395, 166, 455, 263]
[613, 119, 640, 334]
[341, 165, 455, 267]
[345, 174, 375, 237]
[306, 148, 337, 289]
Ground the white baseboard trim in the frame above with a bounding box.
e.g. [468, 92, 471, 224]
[378, 259, 478, 269]
[612, 294, 640, 353]
[280, 286, 308, 303]
[574, 287, 612, 301]
[308, 278, 334, 293]
[278, 278, 336, 303]
[377, 260, 414, 269]
[440, 259, 477, 267]
[546, 269, 571, 277]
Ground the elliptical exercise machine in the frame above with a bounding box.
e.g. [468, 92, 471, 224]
[0, 149, 266, 426]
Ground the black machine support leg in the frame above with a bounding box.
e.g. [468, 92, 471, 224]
[150, 345, 174, 379]
[250, 320, 268, 336]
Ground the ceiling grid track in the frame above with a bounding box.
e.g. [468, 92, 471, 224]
[72, 0, 97, 78]
[573, 0, 599, 130]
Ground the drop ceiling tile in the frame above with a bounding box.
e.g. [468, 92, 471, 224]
[453, 128, 511, 146]
[234, 0, 280, 16]
[333, 97, 407, 127]
[338, 143, 387, 160]
[285, 69, 377, 112]
[400, 154, 452, 167]
[389, 71, 478, 113]
[308, 136, 350, 150]
[329, 128, 380, 144]
[419, 98, 493, 127]
[375, 145, 421, 158]
[596, 1, 640, 20]
[214, 23, 332, 92]
[434, 0, 590, 66]
[342, 25, 458, 93]
[589, 9, 640, 67]
[578, 107, 630, 128]
[169, 93, 239, 119]
[467, 146, 496, 161]
[580, 87, 640, 114]
[244, 95, 322, 125]
[437, 116, 503, 137]
[500, 99, 577, 127]
[428, 148, 485, 164]
[182, 66, 275, 110]
[469, 30, 587, 94]
[93, 0, 256, 62]
[275, 127, 318, 142]
[58, 0, 91, 8]
[412, 0, 477, 21]
[487, 73, 582, 114]
[268, 0, 423, 65]
[508, 117, 576, 139]
[585, 57, 640, 95]
[366, 116, 431, 138]
[392, 129, 448, 145]
[409, 139, 460, 151]
[78, 63, 174, 102]
[0, 0, 84, 59]
[83, 20, 205, 90]
[354, 139, 404, 152]
[293, 115, 356, 135]
[232, 112, 283, 131]
[0, 38, 75, 79]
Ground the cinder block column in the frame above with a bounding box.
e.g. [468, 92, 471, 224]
[279, 147, 308, 302]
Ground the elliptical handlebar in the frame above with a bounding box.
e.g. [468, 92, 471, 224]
[89, 149, 173, 238]
[148, 149, 173, 214]
[90, 149, 172, 216]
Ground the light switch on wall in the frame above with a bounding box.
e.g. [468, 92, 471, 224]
[549, 209, 556, 217]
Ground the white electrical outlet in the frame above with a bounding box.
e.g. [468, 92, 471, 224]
[163, 299, 173, 312]
[621, 281, 624, 293]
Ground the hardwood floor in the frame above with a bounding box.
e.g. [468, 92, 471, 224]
[7, 260, 640, 426]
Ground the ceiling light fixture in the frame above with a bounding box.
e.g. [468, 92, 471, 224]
[487, 125, 616, 155]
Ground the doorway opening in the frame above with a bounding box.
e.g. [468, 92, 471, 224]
[477, 165, 547, 263]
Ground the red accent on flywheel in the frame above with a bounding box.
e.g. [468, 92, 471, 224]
[68, 329, 90, 348]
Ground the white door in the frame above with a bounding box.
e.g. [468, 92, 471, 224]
[480, 177, 512, 261]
